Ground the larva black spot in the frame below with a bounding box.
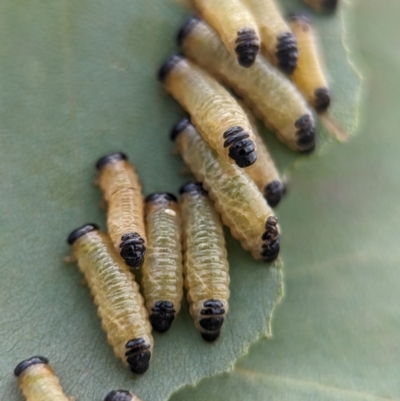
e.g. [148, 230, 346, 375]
[323, 0, 338, 12]
[158, 53, 184, 83]
[235, 28, 260, 68]
[223, 126, 257, 168]
[104, 390, 133, 401]
[170, 118, 191, 142]
[314, 87, 331, 113]
[145, 193, 178, 203]
[119, 232, 146, 269]
[177, 16, 201, 46]
[67, 223, 99, 245]
[294, 114, 316, 153]
[96, 152, 127, 170]
[199, 299, 225, 342]
[179, 181, 207, 195]
[264, 181, 287, 208]
[150, 301, 176, 333]
[125, 338, 151, 374]
[260, 216, 280, 262]
[276, 32, 298, 75]
[14, 356, 49, 377]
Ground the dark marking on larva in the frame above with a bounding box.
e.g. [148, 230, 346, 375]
[67, 223, 99, 245]
[235, 28, 260, 68]
[150, 301, 176, 333]
[177, 16, 201, 46]
[264, 181, 286, 208]
[287, 12, 311, 24]
[96, 152, 127, 170]
[145, 193, 178, 203]
[276, 32, 298, 75]
[119, 232, 146, 269]
[125, 338, 151, 374]
[171, 118, 190, 141]
[199, 299, 225, 342]
[260, 216, 280, 262]
[158, 53, 185, 83]
[179, 182, 207, 196]
[323, 0, 338, 12]
[104, 390, 133, 401]
[314, 87, 331, 113]
[14, 356, 49, 377]
[294, 114, 316, 153]
[223, 126, 257, 168]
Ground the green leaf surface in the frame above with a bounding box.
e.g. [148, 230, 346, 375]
[0, 1, 361, 401]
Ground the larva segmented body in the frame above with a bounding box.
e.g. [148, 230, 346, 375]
[67, 224, 153, 374]
[242, 0, 298, 74]
[180, 182, 230, 342]
[141, 193, 183, 333]
[303, 0, 338, 13]
[96, 152, 146, 270]
[158, 54, 257, 168]
[14, 356, 70, 401]
[172, 120, 280, 262]
[104, 390, 142, 401]
[191, 0, 260, 67]
[179, 18, 315, 153]
[288, 14, 331, 113]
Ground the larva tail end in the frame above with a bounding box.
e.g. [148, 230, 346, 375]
[14, 356, 49, 377]
[96, 152, 127, 170]
[199, 299, 225, 342]
[150, 301, 176, 333]
[295, 114, 316, 153]
[314, 87, 331, 113]
[276, 32, 298, 75]
[170, 118, 191, 141]
[264, 181, 286, 208]
[179, 181, 207, 195]
[125, 338, 151, 374]
[223, 126, 257, 168]
[235, 29, 260, 68]
[261, 216, 280, 262]
[104, 390, 133, 401]
[119, 232, 146, 270]
[158, 53, 184, 82]
[145, 193, 178, 203]
[67, 223, 99, 245]
[177, 16, 201, 46]
[323, 0, 338, 12]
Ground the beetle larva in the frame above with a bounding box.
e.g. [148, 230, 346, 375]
[96, 152, 146, 270]
[14, 356, 70, 401]
[191, 0, 260, 67]
[158, 54, 258, 168]
[303, 0, 338, 13]
[104, 390, 142, 401]
[141, 193, 183, 333]
[180, 182, 230, 342]
[179, 17, 315, 153]
[67, 224, 153, 374]
[172, 119, 280, 262]
[288, 14, 331, 113]
[241, 0, 298, 74]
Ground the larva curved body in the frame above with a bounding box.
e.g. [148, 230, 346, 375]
[141, 193, 183, 333]
[180, 182, 230, 342]
[303, 0, 338, 13]
[242, 0, 298, 74]
[191, 0, 260, 67]
[67, 224, 153, 374]
[172, 120, 280, 262]
[179, 18, 315, 153]
[14, 357, 70, 401]
[96, 152, 146, 270]
[288, 14, 331, 113]
[104, 390, 142, 401]
[158, 54, 257, 168]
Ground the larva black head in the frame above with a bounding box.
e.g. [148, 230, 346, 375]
[235, 28, 260, 68]
[119, 232, 146, 270]
[14, 356, 49, 377]
[199, 299, 225, 342]
[170, 118, 191, 142]
[104, 390, 133, 401]
[179, 182, 207, 195]
[145, 193, 178, 203]
[294, 114, 316, 153]
[177, 16, 201, 46]
[323, 0, 338, 12]
[264, 181, 287, 208]
[223, 127, 257, 168]
[276, 32, 298, 75]
[261, 216, 280, 262]
[95, 152, 127, 170]
[150, 301, 176, 333]
[158, 53, 185, 83]
[67, 223, 99, 245]
[314, 87, 331, 113]
[125, 338, 151, 374]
